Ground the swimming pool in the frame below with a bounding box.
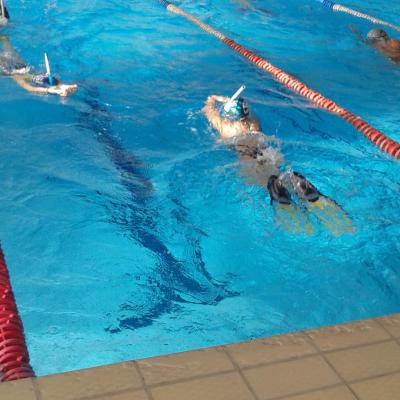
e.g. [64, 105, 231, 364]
[1, 0, 399, 376]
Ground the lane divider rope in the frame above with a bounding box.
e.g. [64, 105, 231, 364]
[0, 244, 35, 382]
[315, 0, 400, 32]
[157, 0, 400, 159]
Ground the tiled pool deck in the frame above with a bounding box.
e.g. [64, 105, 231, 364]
[1, 313, 400, 400]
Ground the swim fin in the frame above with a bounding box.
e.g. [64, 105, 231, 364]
[267, 175, 291, 205]
[287, 171, 355, 235]
[288, 171, 320, 202]
[267, 175, 314, 234]
[307, 196, 356, 236]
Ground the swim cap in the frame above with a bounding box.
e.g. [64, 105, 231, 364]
[220, 97, 249, 121]
[367, 28, 389, 43]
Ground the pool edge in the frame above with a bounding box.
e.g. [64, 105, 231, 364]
[1, 312, 400, 400]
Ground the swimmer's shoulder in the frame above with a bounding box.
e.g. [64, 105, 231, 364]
[249, 116, 261, 132]
[219, 120, 247, 140]
[219, 116, 261, 140]
[387, 39, 400, 51]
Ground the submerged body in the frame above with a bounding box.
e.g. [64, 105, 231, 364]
[230, 0, 272, 15]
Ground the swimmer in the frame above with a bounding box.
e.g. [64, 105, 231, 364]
[0, 35, 77, 96]
[230, 0, 271, 16]
[203, 87, 354, 235]
[351, 26, 400, 63]
[203, 89, 261, 140]
[366, 28, 400, 63]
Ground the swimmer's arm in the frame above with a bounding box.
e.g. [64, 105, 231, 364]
[249, 118, 262, 132]
[349, 25, 364, 43]
[211, 95, 229, 103]
[11, 75, 78, 96]
[387, 39, 400, 51]
[12, 75, 50, 94]
[203, 95, 228, 132]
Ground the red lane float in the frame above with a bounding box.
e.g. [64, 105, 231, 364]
[0, 244, 34, 382]
[162, 2, 400, 159]
[222, 38, 400, 159]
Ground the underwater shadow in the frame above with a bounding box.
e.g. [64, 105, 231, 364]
[77, 86, 237, 332]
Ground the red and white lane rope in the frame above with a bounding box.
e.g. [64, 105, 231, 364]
[0, 244, 35, 382]
[157, 1, 400, 159]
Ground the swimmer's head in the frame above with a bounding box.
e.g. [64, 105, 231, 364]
[31, 73, 60, 86]
[366, 28, 389, 44]
[42, 75, 60, 86]
[220, 97, 249, 121]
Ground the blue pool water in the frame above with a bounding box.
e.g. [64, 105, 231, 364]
[1, 0, 400, 376]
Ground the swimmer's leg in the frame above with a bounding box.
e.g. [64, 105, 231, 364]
[267, 175, 314, 235]
[289, 172, 355, 235]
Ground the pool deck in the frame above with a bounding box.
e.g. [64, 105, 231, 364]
[1, 313, 400, 400]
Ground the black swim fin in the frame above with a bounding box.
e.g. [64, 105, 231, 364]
[267, 175, 292, 205]
[290, 171, 320, 202]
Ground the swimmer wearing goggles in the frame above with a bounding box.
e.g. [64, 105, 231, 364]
[203, 86, 354, 235]
[366, 28, 400, 63]
[351, 26, 400, 64]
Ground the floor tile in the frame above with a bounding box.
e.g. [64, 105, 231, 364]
[6, 313, 400, 400]
[226, 333, 316, 368]
[0, 378, 36, 400]
[95, 389, 149, 400]
[325, 341, 400, 382]
[243, 355, 340, 400]
[306, 319, 390, 351]
[281, 385, 357, 400]
[137, 347, 234, 386]
[351, 372, 400, 400]
[378, 314, 400, 338]
[150, 372, 254, 400]
[37, 362, 142, 400]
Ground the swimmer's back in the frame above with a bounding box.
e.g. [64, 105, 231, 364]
[218, 117, 261, 140]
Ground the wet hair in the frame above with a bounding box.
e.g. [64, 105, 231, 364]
[367, 28, 389, 43]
